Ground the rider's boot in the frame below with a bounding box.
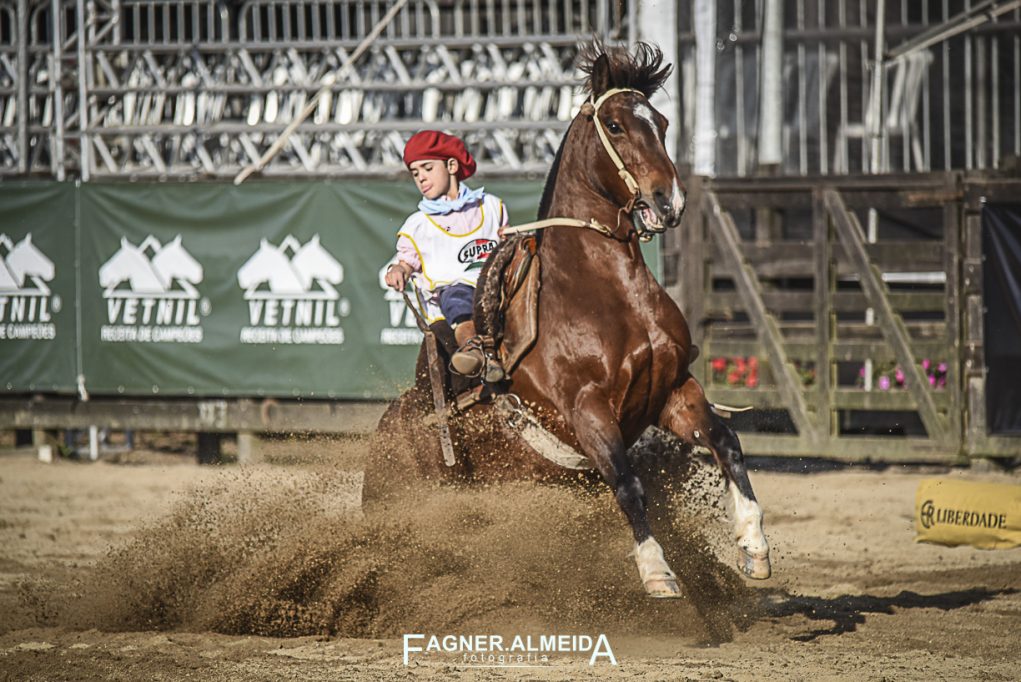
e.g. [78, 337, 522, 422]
[451, 321, 505, 383]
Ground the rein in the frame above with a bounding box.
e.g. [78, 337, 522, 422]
[502, 87, 656, 243]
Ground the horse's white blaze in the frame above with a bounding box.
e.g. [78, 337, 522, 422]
[633, 101, 658, 133]
[670, 179, 686, 214]
[634, 536, 676, 583]
[729, 482, 768, 557]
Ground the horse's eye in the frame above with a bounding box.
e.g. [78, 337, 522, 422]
[606, 120, 623, 134]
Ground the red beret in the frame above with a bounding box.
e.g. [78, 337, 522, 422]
[403, 130, 476, 181]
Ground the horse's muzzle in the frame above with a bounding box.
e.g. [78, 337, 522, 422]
[637, 188, 685, 233]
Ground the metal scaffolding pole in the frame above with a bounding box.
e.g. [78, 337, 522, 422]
[867, 0, 887, 174]
[758, 0, 784, 170]
[638, 0, 680, 163]
[76, 0, 90, 181]
[51, 0, 66, 181]
[886, 0, 1021, 60]
[16, 0, 28, 174]
[693, 0, 716, 176]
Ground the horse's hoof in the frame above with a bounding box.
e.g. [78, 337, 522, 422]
[644, 577, 683, 599]
[737, 548, 771, 580]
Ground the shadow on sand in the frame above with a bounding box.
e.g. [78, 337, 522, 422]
[759, 587, 1018, 641]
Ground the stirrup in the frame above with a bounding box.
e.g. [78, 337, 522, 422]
[450, 338, 485, 378]
[450, 336, 505, 383]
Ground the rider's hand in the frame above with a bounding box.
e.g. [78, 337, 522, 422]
[385, 262, 410, 291]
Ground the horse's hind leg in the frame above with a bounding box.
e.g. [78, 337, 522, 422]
[572, 390, 682, 598]
[659, 376, 771, 579]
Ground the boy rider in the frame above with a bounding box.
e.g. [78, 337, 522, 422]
[384, 130, 507, 383]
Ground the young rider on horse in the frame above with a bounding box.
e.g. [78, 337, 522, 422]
[384, 130, 508, 383]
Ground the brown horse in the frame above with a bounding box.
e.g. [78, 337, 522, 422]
[366, 42, 771, 598]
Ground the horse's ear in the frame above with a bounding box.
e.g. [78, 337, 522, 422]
[24, 234, 32, 244]
[590, 52, 611, 98]
[172, 234, 182, 244]
[120, 237, 129, 248]
[311, 233, 320, 244]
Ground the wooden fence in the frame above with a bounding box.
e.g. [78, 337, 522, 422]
[669, 172, 1020, 462]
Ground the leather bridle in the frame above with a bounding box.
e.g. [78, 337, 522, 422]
[504, 87, 665, 243]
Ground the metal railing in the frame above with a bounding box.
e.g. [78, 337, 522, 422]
[4, 0, 1019, 180]
[678, 0, 1021, 177]
[1, 0, 626, 179]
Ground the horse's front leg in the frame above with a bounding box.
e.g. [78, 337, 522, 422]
[658, 375, 771, 579]
[573, 389, 682, 598]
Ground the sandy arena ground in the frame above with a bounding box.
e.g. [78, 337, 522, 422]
[0, 438, 1019, 681]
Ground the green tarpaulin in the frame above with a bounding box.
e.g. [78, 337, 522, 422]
[1, 180, 660, 399]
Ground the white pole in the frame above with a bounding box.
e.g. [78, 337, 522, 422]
[758, 0, 784, 168]
[637, 0, 680, 162]
[88, 425, 99, 461]
[868, 0, 887, 174]
[864, 1, 886, 392]
[692, 0, 717, 176]
[75, 0, 90, 181]
[233, 0, 410, 185]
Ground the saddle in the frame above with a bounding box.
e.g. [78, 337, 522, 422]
[451, 235, 541, 411]
[495, 235, 541, 374]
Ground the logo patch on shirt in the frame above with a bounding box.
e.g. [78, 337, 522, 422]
[457, 239, 498, 270]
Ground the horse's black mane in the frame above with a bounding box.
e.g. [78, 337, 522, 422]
[538, 41, 671, 218]
[536, 117, 572, 220]
[577, 40, 672, 99]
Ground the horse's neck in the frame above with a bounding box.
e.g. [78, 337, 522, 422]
[542, 139, 644, 269]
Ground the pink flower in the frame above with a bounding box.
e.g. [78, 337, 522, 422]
[711, 358, 727, 372]
[858, 366, 866, 378]
[937, 362, 947, 374]
[928, 375, 936, 386]
[922, 358, 931, 370]
[894, 368, 905, 385]
[878, 376, 891, 391]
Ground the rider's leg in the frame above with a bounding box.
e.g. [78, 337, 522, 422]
[440, 284, 505, 382]
[658, 375, 771, 579]
[572, 386, 681, 598]
[453, 318, 477, 347]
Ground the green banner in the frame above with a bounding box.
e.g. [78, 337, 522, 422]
[0, 182, 78, 393]
[3, 179, 660, 399]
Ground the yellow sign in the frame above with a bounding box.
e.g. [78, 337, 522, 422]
[915, 478, 1021, 549]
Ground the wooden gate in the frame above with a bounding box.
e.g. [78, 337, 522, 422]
[670, 172, 1020, 462]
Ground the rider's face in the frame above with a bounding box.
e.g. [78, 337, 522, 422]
[409, 158, 458, 200]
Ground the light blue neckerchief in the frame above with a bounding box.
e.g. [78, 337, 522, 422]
[418, 184, 485, 215]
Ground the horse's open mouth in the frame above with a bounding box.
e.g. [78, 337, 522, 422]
[633, 201, 666, 234]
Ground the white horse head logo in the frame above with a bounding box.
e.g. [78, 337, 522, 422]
[238, 235, 343, 298]
[99, 235, 202, 296]
[0, 233, 56, 293]
[152, 235, 203, 289]
[6, 234, 55, 286]
[99, 237, 166, 293]
[291, 234, 343, 290]
[237, 238, 305, 295]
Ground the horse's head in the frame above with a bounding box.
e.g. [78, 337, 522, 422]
[237, 239, 272, 289]
[152, 235, 203, 285]
[576, 41, 686, 234]
[293, 234, 343, 287]
[7, 234, 55, 286]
